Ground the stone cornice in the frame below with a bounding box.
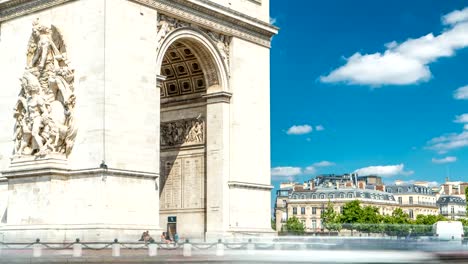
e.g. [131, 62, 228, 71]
[0, 0, 76, 22]
[228, 181, 273, 190]
[2, 167, 159, 179]
[0, 0, 278, 47]
[135, 0, 278, 47]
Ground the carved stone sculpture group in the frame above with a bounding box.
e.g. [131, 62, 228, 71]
[161, 119, 204, 147]
[13, 19, 77, 157]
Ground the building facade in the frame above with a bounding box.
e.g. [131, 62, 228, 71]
[0, 0, 277, 242]
[437, 196, 467, 220]
[385, 183, 438, 219]
[275, 175, 445, 232]
[275, 185, 398, 232]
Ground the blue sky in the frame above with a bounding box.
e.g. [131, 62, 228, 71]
[269, 0, 468, 192]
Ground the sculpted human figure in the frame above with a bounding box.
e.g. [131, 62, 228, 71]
[155, 18, 171, 49]
[12, 19, 77, 158]
[29, 21, 60, 71]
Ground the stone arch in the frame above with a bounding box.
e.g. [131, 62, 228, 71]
[156, 26, 232, 239]
[156, 27, 229, 94]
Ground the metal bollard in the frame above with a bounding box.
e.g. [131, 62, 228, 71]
[112, 239, 120, 257]
[183, 239, 192, 257]
[33, 239, 42, 258]
[216, 239, 224, 256]
[148, 243, 158, 257]
[247, 239, 254, 255]
[73, 238, 82, 257]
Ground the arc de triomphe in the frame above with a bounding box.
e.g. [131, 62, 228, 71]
[0, 0, 277, 241]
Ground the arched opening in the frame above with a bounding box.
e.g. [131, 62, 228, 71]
[156, 29, 229, 240]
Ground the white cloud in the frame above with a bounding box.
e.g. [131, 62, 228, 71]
[321, 7, 468, 86]
[321, 52, 430, 86]
[443, 7, 468, 25]
[427, 131, 468, 153]
[354, 164, 413, 177]
[287, 125, 313, 135]
[432, 156, 457, 164]
[453, 85, 468, 100]
[313, 161, 335, 167]
[465, 124, 468, 130]
[303, 166, 317, 175]
[271, 166, 302, 178]
[454, 113, 468, 123]
[394, 179, 439, 187]
[315, 125, 325, 131]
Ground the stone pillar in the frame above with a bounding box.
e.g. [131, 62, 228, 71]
[204, 91, 232, 239]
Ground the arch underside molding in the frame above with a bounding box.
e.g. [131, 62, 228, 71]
[156, 27, 230, 94]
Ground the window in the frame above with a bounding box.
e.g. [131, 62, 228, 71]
[320, 194, 325, 199]
[398, 197, 402, 204]
[312, 194, 317, 199]
[293, 207, 297, 215]
[408, 209, 414, 219]
[398, 188, 402, 193]
[347, 193, 353, 198]
[451, 206, 455, 214]
[312, 207, 317, 214]
[301, 207, 305, 215]
[409, 196, 413, 205]
[328, 194, 334, 199]
[282, 200, 287, 207]
[340, 193, 345, 198]
[312, 220, 317, 229]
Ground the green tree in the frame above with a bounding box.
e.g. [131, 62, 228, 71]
[271, 217, 276, 231]
[285, 216, 305, 235]
[465, 186, 468, 217]
[383, 208, 411, 236]
[321, 201, 342, 232]
[340, 200, 363, 224]
[357, 205, 383, 233]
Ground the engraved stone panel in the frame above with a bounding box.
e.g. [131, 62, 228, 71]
[183, 156, 204, 209]
[160, 155, 205, 210]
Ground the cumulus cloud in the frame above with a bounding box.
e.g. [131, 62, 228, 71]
[315, 125, 325, 131]
[321, 7, 468, 86]
[313, 161, 335, 167]
[432, 156, 457, 164]
[427, 131, 468, 153]
[354, 164, 413, 177]
[394, 179, 439, 187]
[271, 167, 302, 178]
[287, 125, 313, 135]
[303, 161, 335, 175]
[303, 166, 317, 175]
[454, 85, 468, 100]
[454, 113, 468, 123]
[442, 7, 468, 25]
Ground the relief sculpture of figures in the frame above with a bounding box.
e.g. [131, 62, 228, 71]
[12, 19, 77, 157]
[161, 118, 204, 147]
[156, 14, 190, 54]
